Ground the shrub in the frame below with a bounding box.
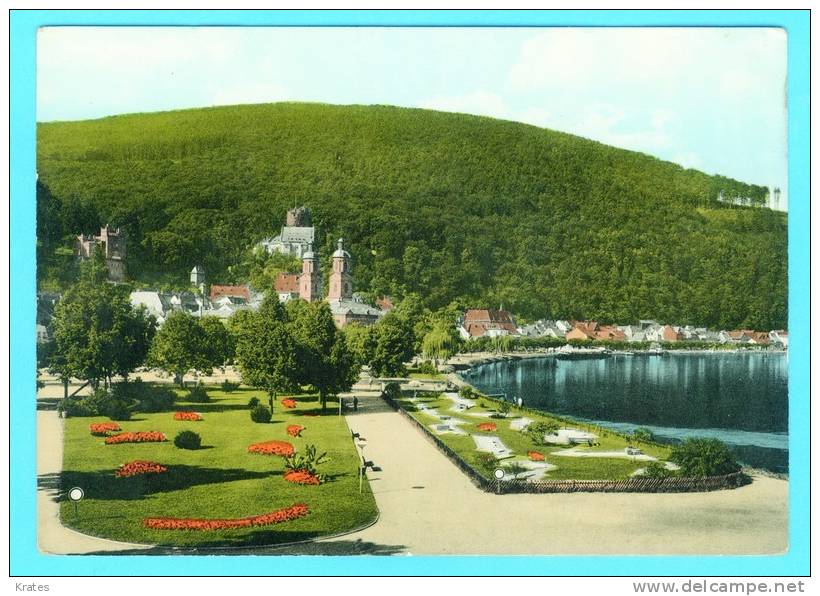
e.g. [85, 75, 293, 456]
[59, 398, 95, 418]
[247, 396, 260, 409]
[642, 461, 673, 478]
[111, 379, 175, 413]
[250, 405, 272, 423]
[459, 386, 477, 399]
[60, 388, 123, 418]
[186, 384, 210, 403]
[417, 360, 438, 376]
[382, 381, 402, 401]
[669, 438, 740, 477]
[633, 427, 655, 443]
[525, 421, 560, 446]
[221, 379, 240, 392]
[174, 430, 202, 450]
[475, 452, 499, 474]
[103, 399, 132, 421]
[498, 401, 511, 417]
[282, 444, 329, 483]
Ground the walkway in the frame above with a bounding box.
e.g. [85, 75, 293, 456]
[37, 410, 153, 554]
[326, 393, 788, 555]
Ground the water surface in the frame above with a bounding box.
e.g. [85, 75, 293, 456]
[461, 352, 788, 473]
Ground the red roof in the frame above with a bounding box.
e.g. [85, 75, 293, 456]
[376, 296, 394, 311]
[210, 285, 250, 302]
[463, 309, 518, 337]
[595, 325, 626, 341]
[274, 272, 300, 294]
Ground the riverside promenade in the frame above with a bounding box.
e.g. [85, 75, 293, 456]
[36, 374, 788, 556]
[325, 388, 788, 556]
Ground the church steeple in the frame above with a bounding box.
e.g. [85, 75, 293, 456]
[299, 243, 322, 302]
[328, 238, 352, 300]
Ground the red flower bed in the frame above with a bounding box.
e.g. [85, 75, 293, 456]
[89, 422, 121, 436]
[286, 424, 304, 437]
[116, 460, 168, 478]
[528, 451, 545, 461]
[105, 431, 167, 445]
[143, 503, 310, 531]
[476, 422, 497, 432]
[174, 411, 203, 421]
[281, 398, 297, 409]
[283, 470, 321, 485]
[247, 440, 295, 457]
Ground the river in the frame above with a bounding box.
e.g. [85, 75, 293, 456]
[459, 352, 788, 473]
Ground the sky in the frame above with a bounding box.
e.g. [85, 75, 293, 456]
[37, 27, 788, 209]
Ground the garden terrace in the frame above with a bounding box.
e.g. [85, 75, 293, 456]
[394, 390, 673, 483]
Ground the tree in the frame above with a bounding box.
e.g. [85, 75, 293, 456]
[421, 319, 462, 364]
[232, 294, 301, 401]
[369, 313, 415, 377]
[147, 311, 212, 385]
[50, 280, 155, 389]
[200, 316, 235, 368]
[289, 302, 358, 411]
[669, 438, 741, 477]
[343, 323, 377, 369]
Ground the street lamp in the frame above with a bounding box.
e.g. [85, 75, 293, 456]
[494, 468, 504, 495]
[356, 439, 368, 493]
[68, 486, 84, 517]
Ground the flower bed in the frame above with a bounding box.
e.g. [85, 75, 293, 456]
[283, 469, 321, 485]
[105, 431, 167, 445]
[116, 460, 168, 478]
[476, 422, 497, 432]
[143, 503, 310, 531]
[247, 440, 295, 457]
[174, 411, 203, 421]
[286, 424, 305, 437]
[89, 422, 121, 436]
[281, 398, 297, 409]
[528, 451, 545, 461]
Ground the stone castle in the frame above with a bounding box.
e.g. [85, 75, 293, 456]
[75, 225, 126, 282]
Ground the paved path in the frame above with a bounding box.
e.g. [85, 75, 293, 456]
[37, 410, 153, 554]
[326, 394, 788, 555]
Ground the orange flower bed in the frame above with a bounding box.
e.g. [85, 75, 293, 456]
[286, 424, 304, 437]
[247, 440, 295, 457]
[528, 451, 545, 461]
[283, 470, 321, 485]
[116, 460, 168, 478]
[105, 431, 167, 445]
[90, 422, 121, 436]
[476, 422, 497, 432]
[281, 398, 297, 409]
[174, 411, 203, 421]
[143, 503, 310, 531]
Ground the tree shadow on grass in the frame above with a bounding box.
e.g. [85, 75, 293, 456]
[53, 465, 277, 502]
[80, 537, 407, 556]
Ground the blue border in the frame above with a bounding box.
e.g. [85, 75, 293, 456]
[10, 9, 810, 576]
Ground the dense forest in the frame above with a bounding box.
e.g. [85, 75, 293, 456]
[36, 102, 786, 329]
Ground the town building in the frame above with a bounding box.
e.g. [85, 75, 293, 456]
[258, 206, 316, 258]
[325, 238, 381, 327]
[209, 285, 251, 304]
[459, 309, 519, 339]
[74, 225, 126, 282]
[190, 265, 206, 293]
[274, 271, 301, 303]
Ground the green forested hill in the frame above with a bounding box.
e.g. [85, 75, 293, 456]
[36, 102, 786, 329]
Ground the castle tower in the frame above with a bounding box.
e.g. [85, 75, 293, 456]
[190, 265, 206, 293]
[773, 187, 781, 210]
[286, 206, 312, 227]
[327, 238, 353, 301]
[299, 243, 323, 302]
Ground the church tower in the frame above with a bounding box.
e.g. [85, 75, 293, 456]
[299, 243, 323, 302]
[328, 238, 353, 301]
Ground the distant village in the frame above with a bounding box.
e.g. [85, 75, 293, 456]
[36, 206, 788, 351]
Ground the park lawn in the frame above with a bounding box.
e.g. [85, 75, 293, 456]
[396, 393, 671, 482]
[60, 386, 378, 547]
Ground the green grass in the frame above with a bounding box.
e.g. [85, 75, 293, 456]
[59, 386, 378, 547]
[397, 395, 671, 482]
